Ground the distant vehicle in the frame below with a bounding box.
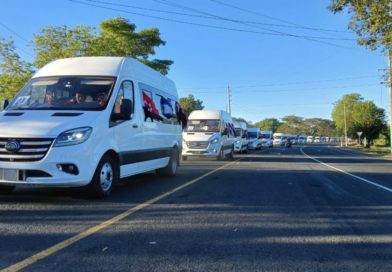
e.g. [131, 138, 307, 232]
[247, 128, 262, 150]
[306, 135, 314, 143]
[314, 136, 321, 143]
[233, 121, 248, 153]
[289, 135, 298, 145]
[182, 110, 235, 160]
[260, 130, 273, 148]
[298, 135, 306, 144]
[273, 133, 288, 146]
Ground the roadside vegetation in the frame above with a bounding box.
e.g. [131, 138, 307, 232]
[1, 1, 391, 151]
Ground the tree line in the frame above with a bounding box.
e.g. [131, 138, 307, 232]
[0, 17, 173, 102]
[1, 0, 390, 148]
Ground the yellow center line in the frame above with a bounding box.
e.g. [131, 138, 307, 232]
[1, 160, 239, 272]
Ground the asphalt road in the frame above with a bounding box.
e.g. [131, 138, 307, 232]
[0, 144, 391, 272]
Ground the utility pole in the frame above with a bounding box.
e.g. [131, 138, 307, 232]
[344, 103, 348, 147]
[388, 53, 392, 153]
[227, 85, 232, 114]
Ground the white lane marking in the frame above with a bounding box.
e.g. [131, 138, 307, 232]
[300, 148, 392, 193]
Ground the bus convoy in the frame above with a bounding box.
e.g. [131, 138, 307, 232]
[0, 56, 339, 196]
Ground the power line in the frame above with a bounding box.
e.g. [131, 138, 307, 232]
[209, 0, 351, 37]
[180, 83, 381, 94]
[0, 22, 30, 44]
[0, 21, 35, 58]
[178, 75, 380, 90]
[152, 0, 358, 49]
[84, 0, 354, 35]
[70, 0, 359, 50]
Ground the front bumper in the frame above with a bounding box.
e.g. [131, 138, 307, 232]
[182, 142, 221, 157]
[0, 143, 98, 187]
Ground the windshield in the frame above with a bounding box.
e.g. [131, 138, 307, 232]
[274, 135, 282, 140]
[186, 119, 221, 132]
[260, 133, 271, 139]
[8, 77, 115, 111]
[248, 132, 257, 139]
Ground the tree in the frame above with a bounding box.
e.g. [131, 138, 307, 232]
[329, 1, 391, 148]
[179, 94, 204, 115]
[34, 25, 95, 68]
[34, 17, 173, 74]
[275, 115, 306, 134]
[303, 118, 337, 136]
[0, 37, 34, 101]
[352, 101, 386, 147]
[329, 0, 391, 52]
[331, 93, 363, 138]
[253, 118, 281, 132]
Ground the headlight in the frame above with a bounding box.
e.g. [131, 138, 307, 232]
[54, 127, 92, 147]
[210, 138, 219, 144]
[235, 140, 240, 144]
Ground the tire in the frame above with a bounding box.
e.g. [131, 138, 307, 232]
[0, 185, 15, 194]
[226, 147, 234, 160]
[217, 148, 225, 161]
[157, 148, 179, 177]
[87, 154, 118, 198]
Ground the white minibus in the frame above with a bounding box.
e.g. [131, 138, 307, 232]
[247, 128, 262, 150]
[182, 110, 235, 160]
[233, 121, 248, 153]
[273, 132, 288, 146]
[260, 130, 273, 148]
[0, 57, 183, 197]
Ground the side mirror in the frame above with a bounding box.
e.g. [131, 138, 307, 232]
[1, 99, 9, 111]
[112, 99, 132, 121]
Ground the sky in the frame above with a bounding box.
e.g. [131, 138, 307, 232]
[0, 0, 389, 123]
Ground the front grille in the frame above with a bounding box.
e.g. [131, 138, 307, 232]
[187, 141, 209, 149]
[0, 138, 54, 162]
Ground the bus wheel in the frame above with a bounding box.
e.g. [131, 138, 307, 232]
[157, 148, 179, 177]
[87, 154, 118, 197]
[217, 148, 225, 161]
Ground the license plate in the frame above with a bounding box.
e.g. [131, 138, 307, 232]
[0, 168, 18, 181]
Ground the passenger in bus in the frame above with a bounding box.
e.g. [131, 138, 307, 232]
[96, 92, 108, 107]
[45, 89, 57, 105]
[74, 91, 87, 104]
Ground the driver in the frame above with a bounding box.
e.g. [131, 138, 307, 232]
[74, 91, 87, 104]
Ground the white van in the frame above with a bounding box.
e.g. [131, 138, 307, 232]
[182, 110, 235, 160]
[260, 130, 273, 148]
[233, 121, 248, 153]
[306, 135, 314, 143]
[0, 57, 183, 197]
[247, 128, 262, 150]
[273, 132, 288, 146]
[298, 135, 306, 145]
